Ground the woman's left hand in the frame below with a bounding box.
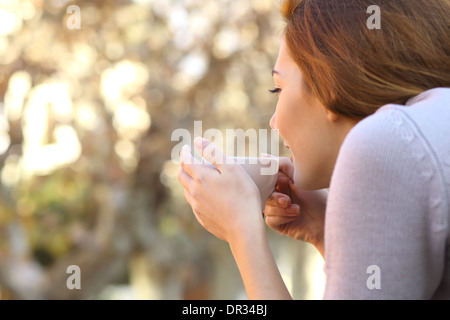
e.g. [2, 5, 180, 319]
[178, 137, 264, 243]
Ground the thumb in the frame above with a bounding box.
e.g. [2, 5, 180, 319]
[277, 157, 295, 183]
[194, 137, 229, 172]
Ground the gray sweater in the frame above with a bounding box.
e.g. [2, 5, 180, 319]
[323, 87, 450, 299]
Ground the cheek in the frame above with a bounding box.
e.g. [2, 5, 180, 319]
[276, 101, 310, 186]
[276, 95, 299, 141]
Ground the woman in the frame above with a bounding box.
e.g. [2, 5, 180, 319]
[178, 0, 450, 299]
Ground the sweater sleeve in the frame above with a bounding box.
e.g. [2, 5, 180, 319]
[323, 107, 448, 299]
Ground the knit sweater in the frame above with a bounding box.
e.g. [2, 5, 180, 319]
[323, 87, 450, 299]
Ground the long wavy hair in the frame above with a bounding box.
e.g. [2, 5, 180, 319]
[281, 0, 450, 119]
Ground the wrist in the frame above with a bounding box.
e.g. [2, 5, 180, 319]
[226, 200, 265, 240]
[227, 214, 292, 300]
[228, 213, 267, 252]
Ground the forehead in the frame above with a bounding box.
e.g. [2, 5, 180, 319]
[273, 37, 302, 80]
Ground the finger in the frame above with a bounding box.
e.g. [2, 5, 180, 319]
[265, 214, 298, 229]
[178, 165, 195, 191]
[180, 144, 212, 179]
[264, 203, 300, 217]
[194, 137, 230, 173]
[266, 192, 291, 208]
[278, 157, 295, 183]
[276, 178, 291, 196]
[276, 174, 291, 185]
[262, 155, 295, 183]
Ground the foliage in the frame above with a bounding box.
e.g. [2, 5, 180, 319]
[0, 0, 321, 300]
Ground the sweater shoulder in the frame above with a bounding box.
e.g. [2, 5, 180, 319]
[338, 106, 416, 167]
[342, 87, 450, 161]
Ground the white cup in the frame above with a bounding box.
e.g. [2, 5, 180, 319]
[202, 156, 279, 211]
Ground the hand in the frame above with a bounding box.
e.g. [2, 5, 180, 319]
[178, 137, 264, 243]
[263, 157, 327, 250]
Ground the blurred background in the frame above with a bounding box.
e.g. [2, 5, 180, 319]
[0, 0, 324, 299]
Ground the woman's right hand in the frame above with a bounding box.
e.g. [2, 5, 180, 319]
[263, 157, 328, 254]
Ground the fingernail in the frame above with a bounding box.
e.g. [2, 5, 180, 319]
[195, 137, 209, 149]
[287, 206, 300, 214]
[278, 197, 289, 207]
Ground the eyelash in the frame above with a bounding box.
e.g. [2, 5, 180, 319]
[269, 88, 281, 94]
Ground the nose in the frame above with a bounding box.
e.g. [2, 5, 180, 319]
[270, 112, 279, 133]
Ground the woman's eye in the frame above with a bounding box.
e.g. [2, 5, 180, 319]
[269, 88, 281, 94]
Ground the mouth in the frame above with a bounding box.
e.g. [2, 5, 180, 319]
[284, 144, 294, 162]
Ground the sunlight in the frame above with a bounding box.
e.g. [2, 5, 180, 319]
[113, 100, 151, 140]
[101, 60, 149, 109]
[21, 81, 81, 177]
[5, 71, 32, 121]
[309, 252, 326, 299]
[0, 8, 21, 36]
[22, 125, 81, 176]
[0, 108, 10, 155]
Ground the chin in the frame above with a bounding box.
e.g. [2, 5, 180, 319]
[293, 167, 329, 191]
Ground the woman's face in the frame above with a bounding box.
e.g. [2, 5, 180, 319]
[270, 37, 357, 190]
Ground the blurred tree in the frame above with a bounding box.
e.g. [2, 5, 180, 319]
[0, 0, 323, 300]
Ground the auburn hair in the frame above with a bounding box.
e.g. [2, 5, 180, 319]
[281, 0, 450, 119]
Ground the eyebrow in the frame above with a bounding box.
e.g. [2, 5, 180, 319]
[272, 69, 280, 76]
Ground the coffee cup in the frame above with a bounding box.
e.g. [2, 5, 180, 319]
[202, 156, 279, 211]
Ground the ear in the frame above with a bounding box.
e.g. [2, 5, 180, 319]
[325, 108, 340, 123]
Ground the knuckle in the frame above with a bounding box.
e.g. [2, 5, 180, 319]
[179, 159, 187, 171]
[190, 187, 200, 200]
[263, 208, 272, 216]
[265, 197, 278, 207]
[194, 171, 205, 183]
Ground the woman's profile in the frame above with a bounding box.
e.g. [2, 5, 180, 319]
[178, 0, 450, 299]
